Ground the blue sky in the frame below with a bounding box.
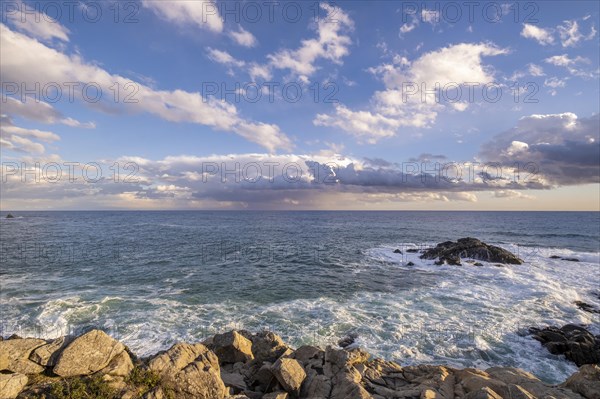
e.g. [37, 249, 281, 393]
[1, 1, 599, 210]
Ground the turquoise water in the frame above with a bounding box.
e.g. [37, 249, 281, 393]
[1, 211, 598, 383]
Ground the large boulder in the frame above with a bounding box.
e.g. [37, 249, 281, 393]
[53, 329, 125, 377]
[147, 342, 227, 399]
[530, 324, 600, 366]
[250, 331, 290, 363]
[29, 336, 73, 367]
[420, 238, 523, 265]
[563, 364, 600, 399]
[271, 358, 306, 394]
[213, 331, 254, 364]
[0, 338, 46, 374]
[0, 373, 27, 399]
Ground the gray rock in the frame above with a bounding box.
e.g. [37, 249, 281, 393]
[213, 331, 254, 364]
[271, 357, 306, 393]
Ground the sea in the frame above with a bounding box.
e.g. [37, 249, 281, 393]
[1, 211, 598, 384]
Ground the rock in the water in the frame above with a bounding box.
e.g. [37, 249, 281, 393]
[421, 237, 523, 265]
[530, 324, 600, 366]
[0, 373, 28, 399]
[563, 364, 600, 399]
[406, 261, 415, 266]
[213, 331, 254, 364]
[550, 255, 562, 259]
[5, 214, 14, 219]
[338, 333, 358, 349]
[53, 329, 125, 377]
[0, 338, 46, 374]
[271, 357, 306, 393]
[563, 257, 580, 262]
[575, 301, 600, 314]
[393, 249, 402, 254]
[406, 248, 419, 253]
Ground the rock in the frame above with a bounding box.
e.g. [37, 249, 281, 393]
[530, 324, 600, 366]
[221, 371, 247, 392]
[393, 249, 402, 254]
[98, 350, 134, 377]
[271, 357, 306, 393]
[575, 301, 600, 314]
[406, 261, 415, 266]
[213, 331, 254, 364]
[474, 262, 484, 266]
[338, 333, 358, 349]
[148, 342, 227, 399]
[420, 237, 523, 265]
[0, 338, 46, 374]
[0, 373, 27, 399]
[53, 329, 125, 377]
[250, 331, 289, 363]
[550, 255, 562, 259]
[262, 392, 288, 399]
[563, 364, 600, 399]
[29, 335, 73, 367]
[5, 214, 14, 219]
[291, 345, 323, 365]
[406, 248, 419, 253]
[563, 258, 580, 262]
[464, 386, 503, 399]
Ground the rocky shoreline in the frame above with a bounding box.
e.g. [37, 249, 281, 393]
[1, 328, 599, 399]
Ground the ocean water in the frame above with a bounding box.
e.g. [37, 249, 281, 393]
[0, 211, 598, 384]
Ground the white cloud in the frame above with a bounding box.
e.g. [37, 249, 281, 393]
[0, 24, 292, 152]
[544, 77, 567, 88]
[528, 64, 545, 76]
[5, 0, 69, 42]
[315, 43, 507, 141]
[2, 97, 95, 128]
[266, 3, 354, 78]
[141, 0, 223, 33]
[521, 24, 554, 45]
[206, 47, 246, 68]
[0, 115, 60, 154]
[558, 20, 597, 47]
[228, 25, 257, 47]
[421, 9, 440, 25]
[544, 54, 594, 78]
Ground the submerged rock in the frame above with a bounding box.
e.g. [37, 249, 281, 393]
[575, 301, 600, 314]
[420, 237, 523, 265]
[5, 213, 14, 219]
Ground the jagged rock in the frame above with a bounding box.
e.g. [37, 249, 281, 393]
[53, 330, 125, 377]
[421, 238, 523, 265]
[213, 331, 254, 364]
[271, 357, 306, 393]
[0, 373, 27, 399]
[148, 342, 227, 399]
[250, 331, 289, 363]
[5, 214, 14, 219]
[563, 364, 600, 399]
[0, 338, 46, 374]
[330, 367, 372, 399]
[291, 345, 323, 365]
[29, 336, 73, 367]
[530, 324, 600, 366]
[464, 386, 503, 399]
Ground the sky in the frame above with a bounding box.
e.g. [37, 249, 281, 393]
[1, 0, 599, 210]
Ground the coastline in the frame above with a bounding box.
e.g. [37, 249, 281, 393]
[1, 328, 599, 399]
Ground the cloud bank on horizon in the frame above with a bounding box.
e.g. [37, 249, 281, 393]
[1, 1, 599, 210]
